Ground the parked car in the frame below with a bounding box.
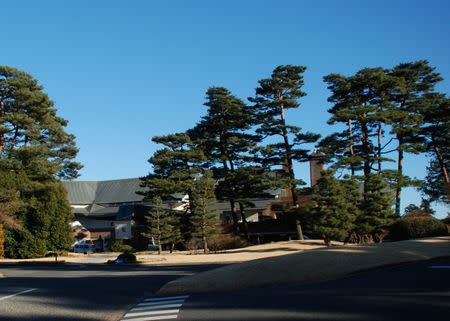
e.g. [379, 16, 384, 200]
[73, 243, 96, 254]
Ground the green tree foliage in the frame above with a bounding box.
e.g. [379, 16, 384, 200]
[142, 196, 182, 254]
[250, 66, 320, 205]
[422, 159, 450, 204]
[311, 170, 358, 245]
[388, 61, 443, 215]
[404, 199, 435, 217]
[141, 132, 205, 209]
[0, 66, 81, 258]
[141, 132, 205, 242]
[356, 174, 395, 242]
[0, 66, 82, 179]
[323, 68, 396, 179]
[190, 87, 270, 234]
[418, 95, 450, 203]
[190, 172, 218, 253]
[389, 215, 448, 240]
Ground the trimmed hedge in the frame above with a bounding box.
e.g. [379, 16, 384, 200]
[110, 240, 135, 253]
[117, 252, 137, 264]
[389, 216, 448, 241]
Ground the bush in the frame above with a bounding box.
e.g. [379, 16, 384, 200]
[110, 240, 135, 253]
[208, 234, 250, 252]
[389, 216, 448, 241]
[116, 252, 137, 264]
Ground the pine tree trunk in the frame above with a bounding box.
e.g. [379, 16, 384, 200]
[432, 143, 450, 199]
[295, 218, 304, 241]
[361, 121, 371, 196]
[279, 99, 304, 240]
[0, 100, 4, 154]
[279, 103, 297, 206]
[395, 137, 404, 217]
[433, 144, 450, 184]
[348, 120, 355, 176]
[201, 224, 208, 254]
[377, 123, 382, 173]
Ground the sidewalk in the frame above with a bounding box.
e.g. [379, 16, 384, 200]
[158, 237, 450, 295]
[0, 240, 335, 265]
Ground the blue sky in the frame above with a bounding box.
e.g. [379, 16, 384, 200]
[1, 1, 449, 217]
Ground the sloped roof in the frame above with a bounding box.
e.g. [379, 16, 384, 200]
[73, 204, 134, 220]
[62, 178, 147, 204]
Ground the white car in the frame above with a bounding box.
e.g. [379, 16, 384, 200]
[73, 243, 96, 254]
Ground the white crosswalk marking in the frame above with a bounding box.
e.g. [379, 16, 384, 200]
[122, 315, 178, 321]
[121, 295, 189, 321]
[136, 299, 185, 307]
[143, 295, 189, 302]
[131, 303, 183, 312]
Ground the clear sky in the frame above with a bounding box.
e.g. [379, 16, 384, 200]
[1, 1, 449, 217]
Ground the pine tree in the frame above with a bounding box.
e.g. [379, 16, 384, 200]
[356, 174, 395, 242]
[388, 61, 443, 216]
[0, 66, 82, 258]
[418, 94, 449, 203]
[323, 68, 396, 180]
[0, 66, 82, 179]
[141, 132, 205, 214]
[311, 170, 358, 245]
[250, 66, 319, 205]
[190, 87, 261, 234]
[249, 65, 319, 240]
[404, 199, 435, 216]
[142, 196, 181, 254]
[190, 172, 218, 253]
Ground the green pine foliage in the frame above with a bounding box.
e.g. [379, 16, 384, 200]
[142, 196, 182, 254]
[249, 66, 320, 205]
[356, 174, 395, 242]
[0, 66, 81, 258]
[311, 170, 358, 244]
[189, 87, 263, 234]
[190, 172, 218, 253]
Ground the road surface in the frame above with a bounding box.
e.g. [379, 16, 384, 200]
[0, 263, 221, 321]
[171, 258, 450, 321]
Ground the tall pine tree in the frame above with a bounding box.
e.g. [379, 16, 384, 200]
[190, 87, 263, 235]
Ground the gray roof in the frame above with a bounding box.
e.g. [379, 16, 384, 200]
[62, 178, 147, 204]
[73, 204, 134, 220]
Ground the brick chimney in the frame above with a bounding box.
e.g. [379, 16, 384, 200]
[310, 149, 324, 187]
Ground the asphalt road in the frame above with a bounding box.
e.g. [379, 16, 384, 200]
[176, 258, 450, 321]
[0, 263, 222, 321]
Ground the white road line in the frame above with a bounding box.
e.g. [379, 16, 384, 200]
[429, 265, 450, 269]
[137, 299, 185, 307]
[143, 295, 189, 302]
[130, 303, 183, 312]
[123, 309, 179, 318]
[121, 315, 178, 321]
[0, 288, 36, 302]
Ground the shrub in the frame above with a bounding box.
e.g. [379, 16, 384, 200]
[208, 234, 250, 252]
[389, 216, 448, 241]
[110, 240, 135, 253]
[117, 252, 137, 264]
